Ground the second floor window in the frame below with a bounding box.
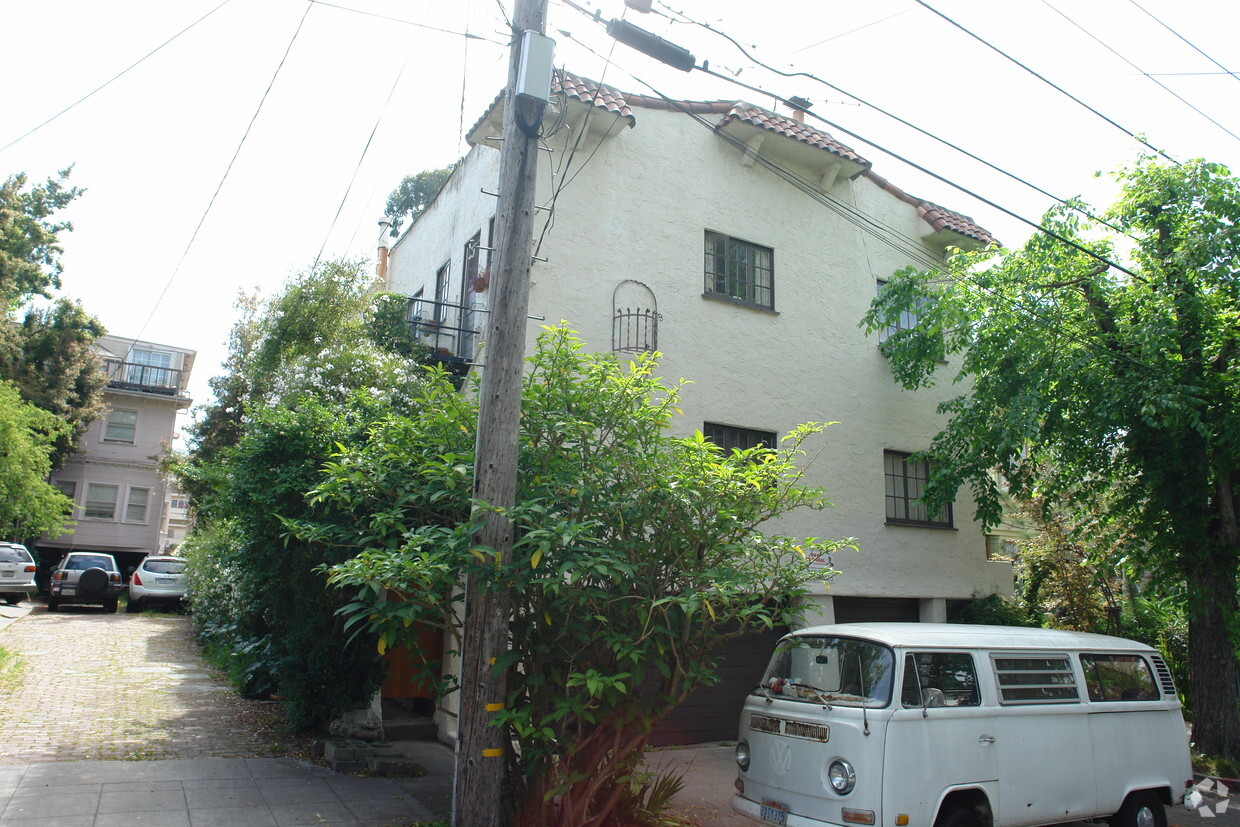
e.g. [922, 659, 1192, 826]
[104, 409, 138, 443]
[125, 487, 151, 523]
[705, 232, 773, 309]
[884, 450, 952, 527]
[84, 483, 119, 520]
[126, 349, 173, 387]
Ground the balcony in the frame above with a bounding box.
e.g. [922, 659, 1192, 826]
[408, 299, 482, 376]
[102, 358, 184, 396]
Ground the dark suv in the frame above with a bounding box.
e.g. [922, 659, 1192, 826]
[48, 552, 123, 612]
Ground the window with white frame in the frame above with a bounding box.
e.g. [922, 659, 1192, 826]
[84, 483, 119, 520]
[704, 232, 774, 309]
[103, 409, 138, 443]
[884, 450, 952, 527]
[53, 480, 77, 501]
[125, 487, 151, 523]
[126, 348, 174, 387]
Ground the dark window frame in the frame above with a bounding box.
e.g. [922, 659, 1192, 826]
[884, 450, 953, 528]
[704, 423, 777, 453]
[704, 231, 774, 310]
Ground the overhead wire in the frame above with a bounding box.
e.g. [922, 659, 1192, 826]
[1124, 0, 1240, 89]
[643, 1, 1141, 244]
[553, 15, 1165, 380]
[315, 51, 412, 266]
[910, 0, 1179, 164]
[129, 1, 315, 349]
[1039, 0, 1240, 147]
[305, 0, 507, 45]
[0, 0, 235, 154]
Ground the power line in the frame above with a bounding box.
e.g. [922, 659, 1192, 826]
[0, 0, 235, 154]
[315, 53, 411, 266]
[305, 0, 507, 46]
[130, 2, 315, 349]
[1039, 0, 1240, 147]
[630, 2, 1138, 243]
[1125, 0, 1240, 89]
[911, 0, 1180, 165]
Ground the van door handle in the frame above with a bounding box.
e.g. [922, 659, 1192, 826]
[978, 735, 996, 744]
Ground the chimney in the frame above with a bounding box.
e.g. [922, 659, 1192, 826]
[376, 218, 392, 281]
[786, 95, 812, 123]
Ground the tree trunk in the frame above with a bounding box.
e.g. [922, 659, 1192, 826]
[1186, 556, 1240, 759]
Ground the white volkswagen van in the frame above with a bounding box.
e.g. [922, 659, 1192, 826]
[732, 623, 1192, 827]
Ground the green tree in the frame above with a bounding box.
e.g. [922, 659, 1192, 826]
[864, 158, 1240, 758]
[383, 165, 454, 235]
[0, 380, 74, 538]
[315, 327, 851, 826]
[0, 299, 106, 466]
[0, 170, 84, 305]
[178, 258, 431, 727]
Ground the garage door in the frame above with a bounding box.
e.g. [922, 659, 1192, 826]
[649, 624, 788, 746]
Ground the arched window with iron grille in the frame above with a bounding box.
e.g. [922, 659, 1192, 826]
[612, 280, 659, 355]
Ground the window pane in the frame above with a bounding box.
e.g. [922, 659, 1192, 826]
[902, 652, 980, 707]
[884, 451, 951, 527]
[994, 656, 1079, 704]
[126, 488, 150, 522]
[84, 484, 119, 519]
[105, 410, 137, 443]
[1080, 655, 1159, 701]
[704, 232, 774, 309]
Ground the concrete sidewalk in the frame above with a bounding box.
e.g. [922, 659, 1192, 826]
[0, 745, 454, 826]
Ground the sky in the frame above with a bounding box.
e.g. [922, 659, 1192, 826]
[4, 0, 1240, 437]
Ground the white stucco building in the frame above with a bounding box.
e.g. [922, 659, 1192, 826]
[39, 335, 195, 577]
[382, 71, 1014, 742]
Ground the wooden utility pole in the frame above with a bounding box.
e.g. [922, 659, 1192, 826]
[454, 0, 548, 825]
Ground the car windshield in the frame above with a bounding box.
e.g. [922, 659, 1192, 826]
[143, 560, 186, 574]
[65, 555, 113, 571]
[757, 635, 895, 707]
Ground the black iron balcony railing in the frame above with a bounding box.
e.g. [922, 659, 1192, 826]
[102, 358, 183, 396]
[408, 299, 483, 375]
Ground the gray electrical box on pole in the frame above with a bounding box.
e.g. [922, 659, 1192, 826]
[453, 1, 549, 825]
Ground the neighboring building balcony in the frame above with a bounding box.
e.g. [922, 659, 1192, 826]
[102, 358, 184, 396]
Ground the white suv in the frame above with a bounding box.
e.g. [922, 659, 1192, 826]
[48, 552, 123, 612]
[127, 555, 187, 612]
[0, 543, 37, 605]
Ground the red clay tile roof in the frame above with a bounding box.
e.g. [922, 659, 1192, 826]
[866, 171, 995, 246]
[553, 70, 635, 122]
[716, 102, 870, 167]
[467, 70, 992, 246]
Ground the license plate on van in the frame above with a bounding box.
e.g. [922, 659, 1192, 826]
[760, 800, 788, 825]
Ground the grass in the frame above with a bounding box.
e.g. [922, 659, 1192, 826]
[0, 643, 26, 693]
[1193, 751, 1240, 780]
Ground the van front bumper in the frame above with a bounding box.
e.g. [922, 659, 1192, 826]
[733, 793, 837, 827]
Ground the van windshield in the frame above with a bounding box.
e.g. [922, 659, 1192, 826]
[757, 635, 895, 707]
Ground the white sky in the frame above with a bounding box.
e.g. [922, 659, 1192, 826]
[4, 0, 1240, 432]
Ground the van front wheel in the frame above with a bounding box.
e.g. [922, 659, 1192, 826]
[1110, 791, 1167, 827]
[938, 803, 991, 827]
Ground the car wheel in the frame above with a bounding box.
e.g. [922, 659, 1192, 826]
[3, 594, 21, 605]
[1110, 791, 1167, 827]
[47, 598, 58, 612]
[105, 598, 119, 613]
[125, 598, 141, 613]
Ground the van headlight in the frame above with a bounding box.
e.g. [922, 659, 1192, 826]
[828, 759, 856, 794]
[736, 740, 751, 772]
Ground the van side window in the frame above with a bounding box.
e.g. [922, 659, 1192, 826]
[993, 655, 1079, 704]
[1080, 654, 1160, 701]
[900, 653, 980, 707]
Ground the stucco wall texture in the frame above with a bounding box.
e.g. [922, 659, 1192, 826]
[385, 97, 1015, 626]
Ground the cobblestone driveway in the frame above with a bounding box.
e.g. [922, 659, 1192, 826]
[0, 605, 291, 764]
